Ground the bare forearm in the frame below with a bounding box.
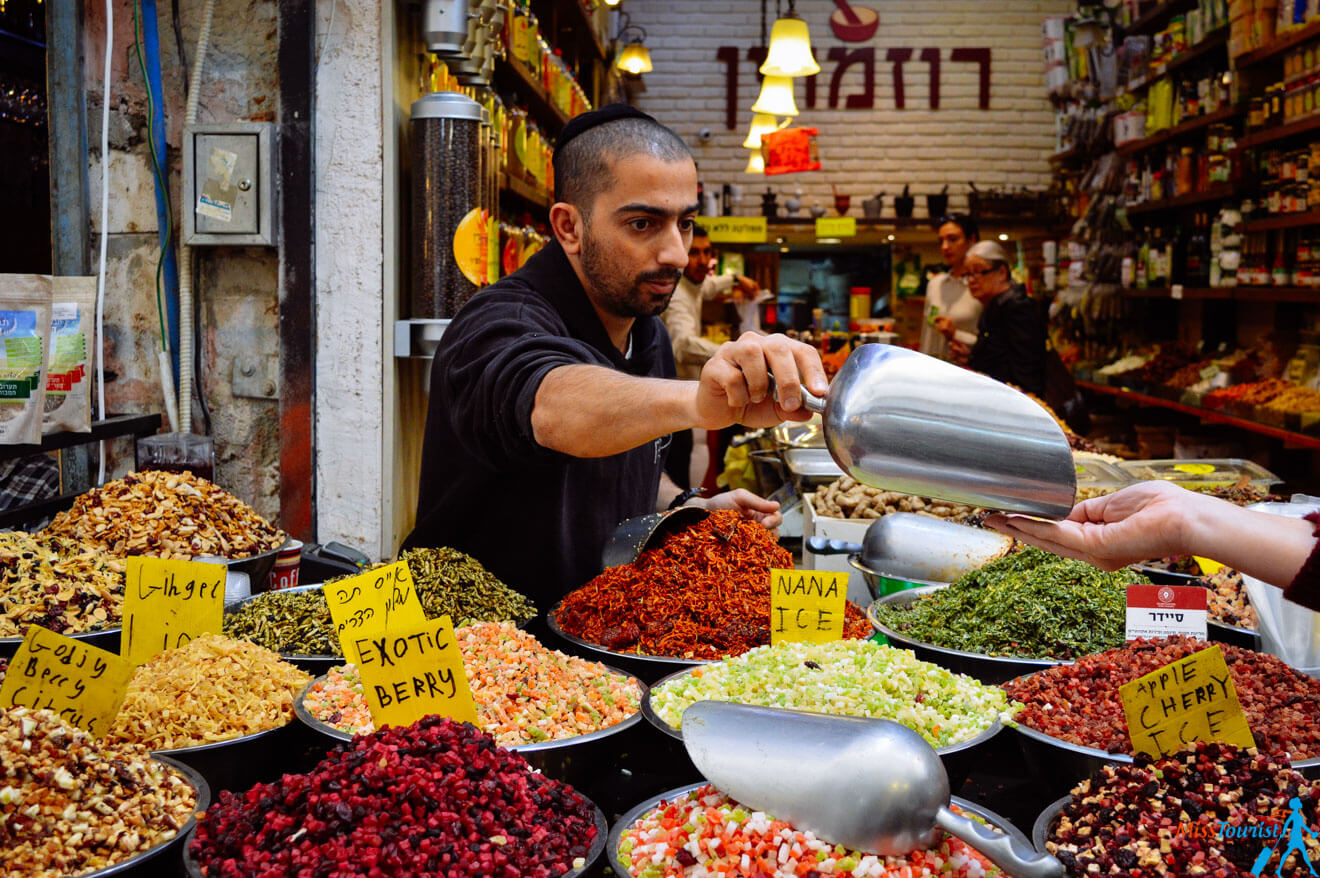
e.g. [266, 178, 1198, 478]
[531, 365, 697, 457]
[1185, 502, 1315, 587]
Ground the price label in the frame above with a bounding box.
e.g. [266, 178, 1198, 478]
[1174, 463, 1217, 475]
[326, 561, 427, 663]
[0, 626, 135, 736]
[121, 558, 225, 665]
[698, 215, 768, 244]
[770, 568, 847, 645]
[1125, 584, 1208, 641]
[815, 217, 856, 238]
[1119, 644, 1255, 759]
[355, 615, 479, 729]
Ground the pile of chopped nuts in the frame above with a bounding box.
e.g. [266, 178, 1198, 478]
[0, 531, 124, 638]
[0, 706, 198, 878]
[44, 470, 286, 560]
[810, 476, 981, 521]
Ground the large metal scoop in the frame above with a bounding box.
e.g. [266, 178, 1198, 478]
[683, 701, 1062, 878]
[806, 512, 1013, 582]
[776, 344, 1077, 519]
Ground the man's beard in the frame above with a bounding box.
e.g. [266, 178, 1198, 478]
[581, 229, 680, 319]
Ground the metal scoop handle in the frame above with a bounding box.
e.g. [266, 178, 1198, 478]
[765, 374, 826, 415]
[935, 807, 1063, 878]
[806, 537, 862, 556]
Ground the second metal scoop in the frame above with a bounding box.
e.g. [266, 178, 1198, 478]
[773, 344, 1077, 519]
[682, 702, 1063, 878]
[806, 512, 1013, 583]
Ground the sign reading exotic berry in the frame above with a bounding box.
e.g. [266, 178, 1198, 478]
[355, 614, 479, 729]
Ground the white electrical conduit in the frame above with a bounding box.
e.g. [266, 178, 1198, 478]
[95, 0, 113, 484]
[178, 0, 217, 434]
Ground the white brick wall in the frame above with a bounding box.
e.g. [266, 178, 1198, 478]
[627, 0, 1072, 217]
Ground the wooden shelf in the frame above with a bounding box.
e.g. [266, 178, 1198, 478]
[1124, 183, 1237, 215]
[494, 57, 570, 134]
[1239, 112, 1320, 148]
[499, 172, 551, 209]
[558, 0, 608, 63]
[1236, 18, 1320, 69]
[1116, 105, 1242, 157]
[1077, 380, 1320, 449]
[1119, 285, 1320, 302]
[0, 413, 162, 458]
[1243, 210, 1320, 232]
[1120, 28, 1229, 95]
[1122, 0, 1198, 37]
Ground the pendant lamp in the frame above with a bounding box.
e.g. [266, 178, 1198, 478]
[742, 113, 782, 149]
[745, 149, 765, 174]
[760, 1, 819, 78]
[750, 75, 798, 116]
[614, 16, 652, 75]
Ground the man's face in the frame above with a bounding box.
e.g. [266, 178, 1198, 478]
[938, 222, 973, 270]
[685, 236, 715, 284]
[578, 154, 699, 320]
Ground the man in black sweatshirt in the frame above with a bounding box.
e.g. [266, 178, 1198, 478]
[404, 106, 826, 609]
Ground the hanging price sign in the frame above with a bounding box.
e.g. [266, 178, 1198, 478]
[770, 568, 847, 645]
[0, 626, 134, 736]
[326, 561, 427, 664]
[121, 558, 225, 665]
[355, 615, 479, 729]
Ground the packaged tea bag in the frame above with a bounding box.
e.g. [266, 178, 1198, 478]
[0, 275, 52, 445]
[42, 277, 96, 434]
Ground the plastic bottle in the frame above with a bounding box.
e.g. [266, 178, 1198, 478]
[1136, 228, 1150, 289]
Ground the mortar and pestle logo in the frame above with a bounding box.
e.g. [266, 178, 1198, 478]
[829, 0, 879, 42]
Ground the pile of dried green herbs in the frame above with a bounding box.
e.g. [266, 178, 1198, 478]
[224, 547, 537, 656]
[869, 547, 1147, 660]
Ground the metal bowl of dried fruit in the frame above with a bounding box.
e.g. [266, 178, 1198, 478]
[222, 583, 340, 676]
[82, 754, 211, 878]
[1030, 794, 1072, 854]
[867, 586, 1066, 685]
[153, 720, 305, 797]
[0, 623, 121, 660]
[545, 603, 710, 685]
[180, 777, 609, 878]
[293, 667, 649, 792]
[608, 783, 1030, 877]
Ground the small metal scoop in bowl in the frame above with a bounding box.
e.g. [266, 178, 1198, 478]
[600, 506, 711, 569]
[771, 344, 1077, 519]
[806, 512, 1013, 584]
[682, 701, 1063, 878]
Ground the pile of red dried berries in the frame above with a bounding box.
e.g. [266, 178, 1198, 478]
[1004, 636, 1320, 758]
[189, 715, 600, 877]
[1044, 743, 1320, 877]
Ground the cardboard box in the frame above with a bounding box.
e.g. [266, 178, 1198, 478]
[802, 496, 873, 608]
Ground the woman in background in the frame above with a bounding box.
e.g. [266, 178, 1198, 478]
[963, 240, 1047, 396]
[920, 214, 980, 362]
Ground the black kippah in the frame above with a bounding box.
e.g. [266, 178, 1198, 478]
[552, 103, 656, 163]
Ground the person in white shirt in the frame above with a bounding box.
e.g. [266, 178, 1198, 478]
[661, 225, 759, 488]
[920, 214, 981, 363]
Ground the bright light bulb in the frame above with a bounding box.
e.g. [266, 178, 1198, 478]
[745, 150, 765, 174]
[760, 16, 820, 78]
[615, 43, 652, 75]
[750, 76, 798, 117]
[742, 113, 781, 149]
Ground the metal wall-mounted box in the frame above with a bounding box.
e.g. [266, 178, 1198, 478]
[182, 122, 278, 246]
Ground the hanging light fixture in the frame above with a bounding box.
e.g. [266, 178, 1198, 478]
[745, 149, 765, 174]
[742, 113, 782, 148]
[751, 75, 798, 116]
[603, 0, 621, 6]
[614, 16, 651, 75]
[760, 0, 819, 78]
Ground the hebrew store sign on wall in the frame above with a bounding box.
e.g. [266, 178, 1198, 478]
[718, 4, 992, 129]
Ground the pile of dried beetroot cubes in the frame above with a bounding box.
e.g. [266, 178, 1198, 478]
[1044, 742, 1320, 877]
[189, 715, 600, 877]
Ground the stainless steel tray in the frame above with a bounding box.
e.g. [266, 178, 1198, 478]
[867, 586, 1066, 685]
[607, 783, 1030, 877]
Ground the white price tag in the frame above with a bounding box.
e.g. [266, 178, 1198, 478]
[1125, 584, 1207, 641]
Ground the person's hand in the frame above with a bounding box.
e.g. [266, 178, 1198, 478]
[932, 315, 956, 339]
[695, 332, 828, 430]
[948, 339, 971, 364]
[733, 275, 760, 303]
[984, 481, 1212, 570]
[699, 488, 782, 530]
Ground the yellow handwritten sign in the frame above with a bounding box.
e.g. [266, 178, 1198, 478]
[815, 217, 857, 238]
[121, 558, 225, 665]
[355, 614, 479, 729]
[1, 626, 135, 736]
[325, 560, 427, 663]
[1119, 644, 1255, 759]
[698, 215, 768, 244]
[770, 568, 847, 645]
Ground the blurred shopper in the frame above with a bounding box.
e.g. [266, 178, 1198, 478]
[920, 214, 981, 363]
[963, 240, 1047, 396]
[661, 225, 758, 489]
